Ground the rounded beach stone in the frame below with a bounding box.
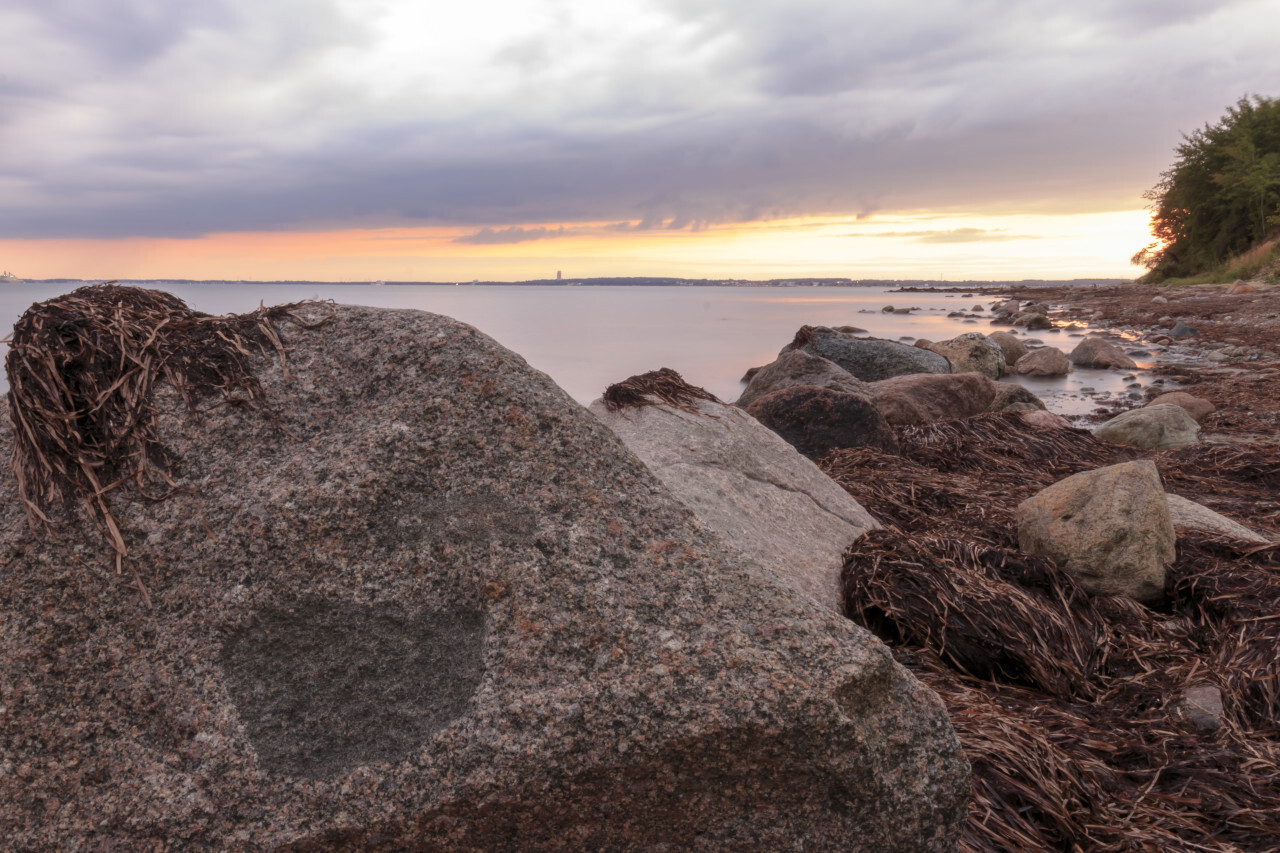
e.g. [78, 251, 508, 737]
[744, 385, 900, 460]
[1094, 403, 1200, 450]
[1013, 347, 1070, 376]
[1147, 391, 1214, 423]
[1015, 460, 1174, 604]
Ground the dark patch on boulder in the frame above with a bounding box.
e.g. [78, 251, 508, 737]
[220, 600, 485, 779]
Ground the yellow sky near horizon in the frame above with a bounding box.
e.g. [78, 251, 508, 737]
[1, 209, 1151, 282]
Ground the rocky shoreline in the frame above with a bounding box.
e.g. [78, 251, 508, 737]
[2, 281, 1278, 851]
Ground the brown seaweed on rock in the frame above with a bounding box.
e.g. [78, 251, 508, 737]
[600, 367, 720, 413]
[828, 412, 1280, 852]
[5, 283, 327, 601]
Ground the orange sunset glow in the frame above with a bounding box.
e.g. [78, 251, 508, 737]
[3, 210, 1152, 282]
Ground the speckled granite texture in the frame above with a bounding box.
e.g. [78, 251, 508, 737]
[588, 396, 880, 614]
[0, 304, 968, 851]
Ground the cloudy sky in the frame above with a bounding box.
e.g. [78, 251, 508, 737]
[2, 0, 1278, 281]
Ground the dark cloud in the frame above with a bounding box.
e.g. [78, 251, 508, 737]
[0, 0, 1274, 239]
[454, 225, 572, 244]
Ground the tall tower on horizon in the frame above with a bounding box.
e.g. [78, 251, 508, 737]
[556, 270, 562, 280]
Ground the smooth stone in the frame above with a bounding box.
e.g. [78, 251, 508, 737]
[1094, 404, 1201, 450]
[869, 373, 1044, 426]
[591, 395, 882, 612]
[1165, 494, 1272, 543]
[1013, 347, 1071, 377]
[1069, 338, 1137, 370]
[744, 385, 900, 461]
[924, 332, 1006, 380]
[790, 326, 953, 382]
[736, 349, 873, 408]
[1147, 391, 1215, 424]
[987, 331, 1028, 366]
[1016, 460, 1175, 604]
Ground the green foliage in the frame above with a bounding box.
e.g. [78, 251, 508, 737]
[1134, 95, 1280, 282]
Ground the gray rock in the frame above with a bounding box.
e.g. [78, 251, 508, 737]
[1165, 494, 1272, 543]
[791, 326, 952, 382]
[744, 385, 901, 461]
[590, 396, 881, 612]
[870, 372, 1044, 426]
[990, 382, 1048, 413]
[0, 303, 969, 851]
[987, 331, 1029, 366]
[1014, 312, 1053, 330]
[1179, 685, 1225, 733]
[1094, 404, 1200, 450]
[1016, 460, 1175, 603]
[1069, 338, 1137, 370]
[736, 349, 873, 408]
[1013, 347, 1071, 376]
[1147, 391, 1215, 424]
[1170, 320, 1200, 338]
[925, 332, 1006, 379]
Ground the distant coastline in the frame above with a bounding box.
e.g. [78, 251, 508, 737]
[9, 276, 1130, 289]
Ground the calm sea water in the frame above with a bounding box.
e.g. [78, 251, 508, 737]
[0, 282, 1149, 414]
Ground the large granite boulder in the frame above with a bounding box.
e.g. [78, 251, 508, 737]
[744, 385, 900, 461]
[0, 303, 968, 851]
[788, 326, 952, 382]
[1015, 460, 1175, 603]
[1013, 347, 1071, 376]
[869, 372, 1045, 426]
[924, 332, 1006, 379]
[590, 393, 881, 613]
[736, 348, 873, 408]
[1094, 404, 1200, 450]
[987, 331, 1028, 366]
[1069, 337, 1137, 370]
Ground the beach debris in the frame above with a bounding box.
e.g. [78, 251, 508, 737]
[824, 410, 1280, 851]
[600, 366, 718, 413]
[4, 282, 325, 603]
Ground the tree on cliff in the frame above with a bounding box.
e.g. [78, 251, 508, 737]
[1132, 95, 1280, 281]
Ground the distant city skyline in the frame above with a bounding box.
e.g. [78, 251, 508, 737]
[3, 1, 1279, 281]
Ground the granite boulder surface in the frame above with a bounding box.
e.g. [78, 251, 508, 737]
[735, 348, 873, 408]
[590, 393, 881, 613]
[787, 326, 952, 382]
[869, 372, 1045, 426]
[0, 302, 968, 852]
[742, 385, 901, 461]
[1015, 460, 1175, 604]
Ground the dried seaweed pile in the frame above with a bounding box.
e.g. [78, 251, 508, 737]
[826, 413, 1280, 851]
[601, 367, 720, 413]
[822, 413, 1135, 547]
[5, 283, 323, 601]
